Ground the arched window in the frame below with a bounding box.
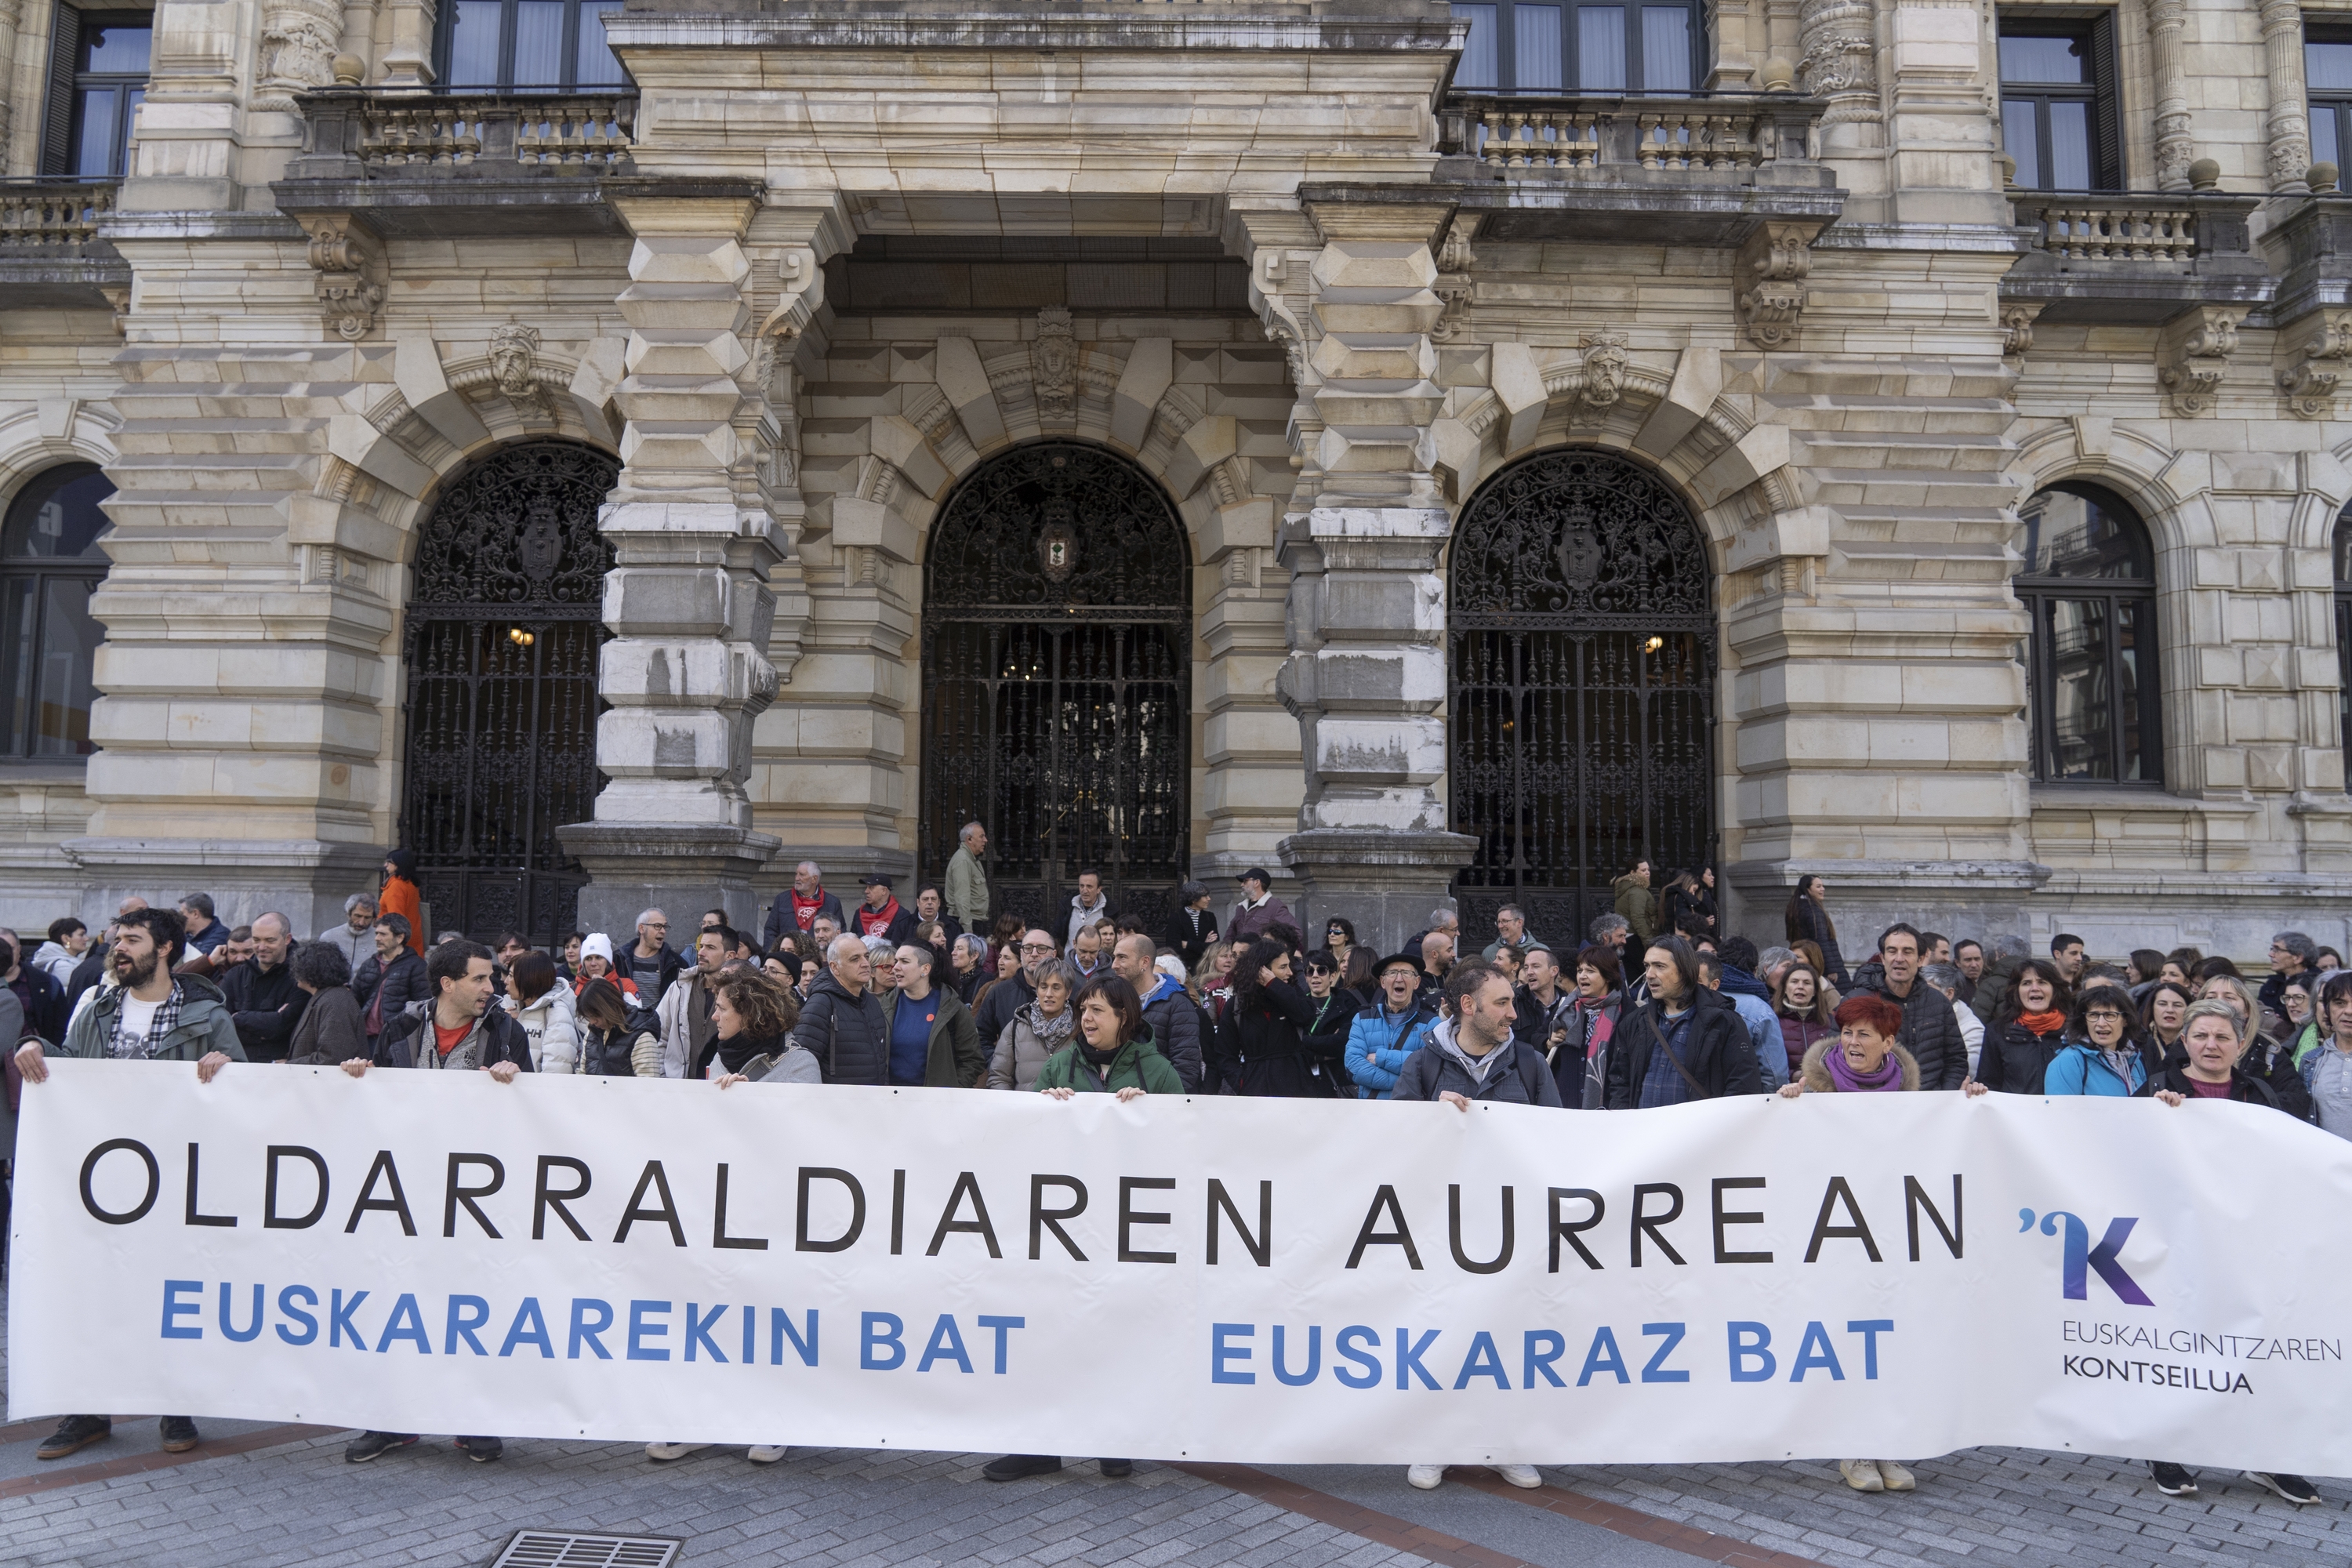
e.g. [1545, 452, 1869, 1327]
[2334, 510, 2352, 785]
[1, 464, 113, 759]
[2016, 481, 2158, 784]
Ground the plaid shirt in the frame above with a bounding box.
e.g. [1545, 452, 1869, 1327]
[107, 981, 186, 1059]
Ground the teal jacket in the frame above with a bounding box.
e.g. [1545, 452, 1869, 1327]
[2042, 1039, 2150, 1098]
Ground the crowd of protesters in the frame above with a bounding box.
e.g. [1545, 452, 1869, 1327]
[2, 835, 2342, 1504]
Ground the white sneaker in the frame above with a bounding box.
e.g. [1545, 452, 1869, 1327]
[645, 1442, 708, 1462]
[746, 1445, 789, 1465]
[1406, 1464, 1446, 1490]
[1493, 1464, 1543, 1490]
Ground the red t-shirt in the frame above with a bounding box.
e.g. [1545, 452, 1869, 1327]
[2186, 1076, 2234, 1099]
[434, 1020, 470, 1058]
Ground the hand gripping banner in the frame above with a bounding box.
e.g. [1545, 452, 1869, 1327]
[10, 1060, 2352, 1471]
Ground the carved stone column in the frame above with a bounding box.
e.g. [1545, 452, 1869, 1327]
[1797, 0, 1882, 151]
[2261, 0, 2311, 194]
[2147, 0, 2194, 192]
[557, 190, 785, 934]
[1258, 199, 1475, 952]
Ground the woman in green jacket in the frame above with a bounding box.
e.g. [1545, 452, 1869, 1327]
[984, 972, 1178, 1487]
[1033, 974, 1183, 1098]
[879, 943, 985, 1086]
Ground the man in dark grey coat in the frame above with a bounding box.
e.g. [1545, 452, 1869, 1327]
[790, 934, 891, 1084]
[1393, 960, 1563, 1107]
[1851, 923, 1967, 1091]
[1111, 931, 1203, 1091]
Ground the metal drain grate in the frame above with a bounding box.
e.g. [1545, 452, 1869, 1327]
[491, 1530, 683, 1567]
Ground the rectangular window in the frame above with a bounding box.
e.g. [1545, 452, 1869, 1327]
[1456, 4, 1499, 87]
[437, 0, 628, 90]
[1578, 5, 1626, 89]
[1515, 5, 1563, 90]
[45, 11, 149, 180]
[1998, 13, 2117, 190]
[2311, 34, 2352, 175]
[1447, 0, 1695, 93]
[575, 3, 626, 87]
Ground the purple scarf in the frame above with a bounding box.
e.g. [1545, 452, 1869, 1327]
[1824, 1044, 1904, 1093]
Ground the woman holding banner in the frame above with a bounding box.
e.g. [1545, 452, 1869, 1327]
[2132, 1000, 2323, 1504]
[1972, 959, 2071, 1094]
[1778, 991, 1922, 1494]
[982, 975, 1174, 1484]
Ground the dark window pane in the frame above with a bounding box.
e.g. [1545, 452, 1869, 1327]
[2019, 487, 2149, 579]
[81, 24, 152, 73]
[2114, 598, 2150, 781]
[2318, 104, 2343, 171]
[2001, 100, 2040, 188]
[1516, 5, 1563, 90]
[4, 466, 114, 561]
[0, 578, 35, 756]
[1999, 34, 2085, 83]
[73, 86, 119, 178]
[1454, 4, 1497, 89]
[32, 576, 101, 756]
[448, 0, 503, 86]
[1579, 5, 1626, 90]
[575, 3, 626, 86]
[2310, 40, 2352, 90]
[514, 0, 564, 85]
[1642, 6, 1691, 91]
[2046, 597, 2115, 781]
[2047, 100, 2090, 188]
[2336, 514, 2352, 584]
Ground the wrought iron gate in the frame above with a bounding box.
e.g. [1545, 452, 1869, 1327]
[1448, 448, 1717, 946]
[920, 442, 1192, 937]
[398, 441, 617, 947]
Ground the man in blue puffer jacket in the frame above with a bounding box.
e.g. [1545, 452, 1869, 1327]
[1346, 951, 1439, 1098]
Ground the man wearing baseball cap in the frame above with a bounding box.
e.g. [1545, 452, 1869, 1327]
[852, 875, 918, 946]
[1228, 866, 1296, 946]
[1345, 950, 1439, 1098]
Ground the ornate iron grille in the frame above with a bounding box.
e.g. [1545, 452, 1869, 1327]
[1448, 448, 1718, 945]
[920, 442, 1192, 935]
[397, 441, 617, 947]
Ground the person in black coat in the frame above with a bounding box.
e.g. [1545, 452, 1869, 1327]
[1209, 938, 1341, 1097]
[848, 877, 920, 947]
[787, 934, 891, 1084]
[219, 913, 309, 1062]
[353, 914, 432, 1043]
[1605, 935, 1762, 1108]
[1160, 882, 1220, 974]
[1973, 959, 2072, 1094]
[1846, 923, 1967, 1091]
[761, 861, 849, 952]
[2, 937, 67, 1046]
[1784, 875, 1849, 987]
[1299, 950, 1363, 1082]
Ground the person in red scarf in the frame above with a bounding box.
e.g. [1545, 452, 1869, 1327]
[1971, 957, 2072, 1093]
[761, 860, 846, 951]
[853, 875, 918, 946]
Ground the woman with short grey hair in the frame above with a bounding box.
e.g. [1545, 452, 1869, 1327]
[987, 960, 1081, 1091]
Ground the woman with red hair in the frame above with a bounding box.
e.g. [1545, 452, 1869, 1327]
[1778, 988, 1922, 1493]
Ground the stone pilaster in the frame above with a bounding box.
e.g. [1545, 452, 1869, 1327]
[557, 190, 783, 935]
[2260, 0, 2311, 194]
[2147, 0, 2194, 193]
[1264, 200, 1474, 952]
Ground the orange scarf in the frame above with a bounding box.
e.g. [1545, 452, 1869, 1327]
[2018, 1009, 2067, 1036]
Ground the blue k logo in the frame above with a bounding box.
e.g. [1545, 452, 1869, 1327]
[2018, 1209, 2154, 1305]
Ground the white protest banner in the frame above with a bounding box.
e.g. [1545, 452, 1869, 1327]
[9, 1058, 2352, 1470]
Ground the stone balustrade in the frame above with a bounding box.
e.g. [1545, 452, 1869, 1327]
[1439, 93, 1821, 180]
[295, 90, 636, 174]
[2017, 198, 2198, 266]
[0, 180, 118, 248]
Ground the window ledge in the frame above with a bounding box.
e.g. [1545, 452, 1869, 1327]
[0, 758, 92, 786]
[2029, 783, 2256, 815]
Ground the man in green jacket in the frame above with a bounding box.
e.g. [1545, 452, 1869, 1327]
[945, 821, 990, 931]
[1613, 858, 1657, 944]
[14, 906, 242, 1465]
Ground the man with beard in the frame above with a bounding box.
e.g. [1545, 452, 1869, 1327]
[16, 906, 241, 1461]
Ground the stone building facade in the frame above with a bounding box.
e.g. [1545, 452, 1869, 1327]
[3, 0, 2350, 960]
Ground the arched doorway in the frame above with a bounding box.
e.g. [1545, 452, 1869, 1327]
[1, 463, 113, 758]
[397, 441, 618, 946]
[920, 441, 1192, 936]
[1447, 447, 1716, 942]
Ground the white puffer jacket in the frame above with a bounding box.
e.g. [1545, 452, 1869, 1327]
[507, 982, 582, 1074]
